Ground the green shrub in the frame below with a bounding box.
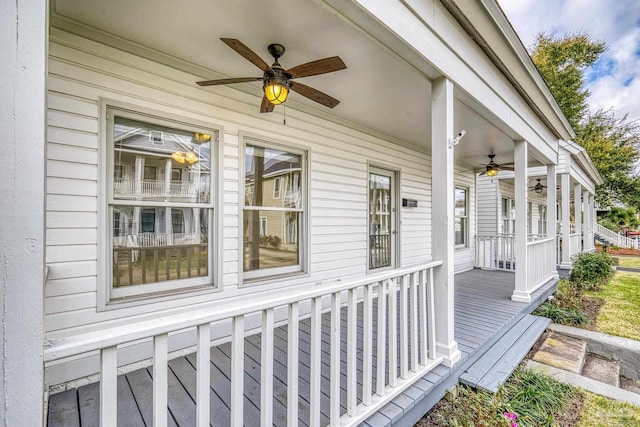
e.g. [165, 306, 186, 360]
[569, 252, 615, 291]
[534, 302, 587, 326]
[553, 279, 582, 310]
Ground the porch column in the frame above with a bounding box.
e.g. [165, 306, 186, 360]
[546, 165, 558, 277]
[0, 1, 46, 425]
[582, 189, 589, 252]
[560, 174, 572, 268]
[574, 183, 582, 254]
[135, 155, 144, 196]
[589, 194, 597, 251]
[430, 77, 461, 367]
[511, 140, 530, 302]
[165, 159, 172, 197]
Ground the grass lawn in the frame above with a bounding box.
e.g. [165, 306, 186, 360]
[418, 368, 640, 426]
[577, 392, 640, 426]
[615, 256, 640, 268]
[583, 271, 640, 340]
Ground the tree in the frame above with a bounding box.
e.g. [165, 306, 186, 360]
[530, 32, 640, 210]
[598, 206, 639, 233]
[530, 32, 605, 130]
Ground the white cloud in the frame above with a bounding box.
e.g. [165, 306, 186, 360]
[498, 0, 640, 122]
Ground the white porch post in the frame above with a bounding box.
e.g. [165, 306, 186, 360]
[560, 174, 572, 268]
[430, 77, 461, 367]
[135, 155, 144, 196]
[589, 194, 596, 251]
[546, 165, 558, 277]
[512, 140, 530, 302]
[582, 189, 589, 252]
[165, 159, 172, 196]
[574, 183, 582, 254]
[0, 1, 46, 425]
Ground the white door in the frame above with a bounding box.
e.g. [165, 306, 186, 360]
[368, 167, 396, 270]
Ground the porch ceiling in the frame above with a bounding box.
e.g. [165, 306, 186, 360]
[53, 0, 523, 168]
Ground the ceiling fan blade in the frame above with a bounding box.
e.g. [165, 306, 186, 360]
[196, 77, 262, 86]
[287, 56, 347, 79]
[220, 38, 272, 73]
[290, 82, 340, 108]
[499, 166, 515, 171]
[499, 162, 515, 166]
[260, 95, 275, 113]
[479, 170, 487, 176]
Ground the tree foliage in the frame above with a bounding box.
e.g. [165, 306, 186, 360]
[530, 32, 605, 130]
[598, 206, 639, 233]
[530, 32, 640, 209]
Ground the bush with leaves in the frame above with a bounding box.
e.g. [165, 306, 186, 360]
[569, 252, 615, 290]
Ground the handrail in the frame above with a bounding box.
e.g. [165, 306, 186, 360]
[526, 236, 554, 246]
[595, 223, 638, 249]
[44, 260, 442, 361]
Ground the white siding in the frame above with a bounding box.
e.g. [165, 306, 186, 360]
[44, 31, 433, 344]
[476, 175, 498, 235]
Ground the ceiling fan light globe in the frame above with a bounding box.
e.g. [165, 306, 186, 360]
[486, 167, 499, 177]
[535, 185, 543, 194]
[171, 152, 186, 163]
[264, 78, 289, 105]
[185, 151, 198, 164]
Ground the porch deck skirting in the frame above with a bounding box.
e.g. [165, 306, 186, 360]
[46, 262, 443, 427]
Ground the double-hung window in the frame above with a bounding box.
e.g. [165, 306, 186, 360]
[243, 139, 305, 280]
[538, 205, 548, 236]
[455, 187, 468, 247]
[106, 108, 216, 301]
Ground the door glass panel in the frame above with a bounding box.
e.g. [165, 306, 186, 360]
[369, 171, 393, 269]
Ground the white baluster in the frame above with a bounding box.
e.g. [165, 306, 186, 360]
[362, 283, 373, 406]
[287, 303, 299, 427]
[231, 316, 244, 427]
[100, 346, 118, 427]
[309, 296, 322, 427]
[330, 292, 341, 425]
[261, 309, 274, 427]
[376, 281, 387, 396]
[153, 334, 168, 427]
[196, 324, 210, 427]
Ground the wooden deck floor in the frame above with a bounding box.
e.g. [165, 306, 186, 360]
[47, 269, 556, 427]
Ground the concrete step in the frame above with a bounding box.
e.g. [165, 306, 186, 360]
[531, 331, 587, 374]
[582, 354, 620, 387]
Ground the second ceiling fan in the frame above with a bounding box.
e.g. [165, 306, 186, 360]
[197, 38, 347, 113]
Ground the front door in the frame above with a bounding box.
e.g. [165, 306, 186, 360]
[368, 167, 396, 270]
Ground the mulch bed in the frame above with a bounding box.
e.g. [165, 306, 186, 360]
[595, 244, 640, 256]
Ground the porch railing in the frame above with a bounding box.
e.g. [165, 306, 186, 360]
[475, 234, 515, 271]
[569, 232, 582, 258]
[114, 179, 198, 198]
[44, 261, 443, 427]
[527, 236, 555, 290]
[595, 223, 639, 249]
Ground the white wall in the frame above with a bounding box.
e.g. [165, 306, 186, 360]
[0, 1, 47, 424]
[476, 175, 499, 235]
[44, 30, 434, 348]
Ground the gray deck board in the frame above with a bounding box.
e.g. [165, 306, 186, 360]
[47, 269, 556, 427]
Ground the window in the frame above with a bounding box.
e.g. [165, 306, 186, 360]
[455, 187, 468, 247]
[501, 197, 515, 234]
[273, 177, 281, 198]
[150, 130, 163, 145]
[243, 140, 304, 279]
[143, 165, 157, 181]
[107, 109, 216, 300]
[538, 205, 548, 236]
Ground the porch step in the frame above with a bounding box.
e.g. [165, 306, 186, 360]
[459, 314, 550, 393]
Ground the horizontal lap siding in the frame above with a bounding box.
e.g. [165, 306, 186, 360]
[476, 176, 498, 235]
[454, 169, 476, 273]
[44, 33, 432, 341]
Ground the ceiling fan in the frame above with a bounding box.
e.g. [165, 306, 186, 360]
[478, 154, 514, 177]
[196, 38, 347, 113]
[529, 179, 548, 194]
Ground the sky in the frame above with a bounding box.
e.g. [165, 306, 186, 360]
[497, 0, 640, 122]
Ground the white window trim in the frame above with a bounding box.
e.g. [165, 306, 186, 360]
[97, 100, 223, 310]
[455, 186, 469, 248]
[238, 133, 309, 284]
